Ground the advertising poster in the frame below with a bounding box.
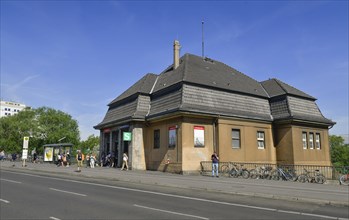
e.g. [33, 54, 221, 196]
[194, 126, 205, 147]
[168, 126, 176, 148]
[44, 147, 53, 161]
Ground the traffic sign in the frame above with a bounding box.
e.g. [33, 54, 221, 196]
[23, 136, 29, 149]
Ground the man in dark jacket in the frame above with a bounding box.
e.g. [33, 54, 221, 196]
[211, 151, 219, 177]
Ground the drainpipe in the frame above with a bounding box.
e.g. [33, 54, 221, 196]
[213, 116, 219, 153]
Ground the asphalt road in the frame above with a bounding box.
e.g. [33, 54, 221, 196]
[1, 170, 348, 220]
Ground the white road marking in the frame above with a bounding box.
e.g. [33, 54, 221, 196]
[134, 204, 209, 220]
[300, 212, 338, 219]
[3, 171, 348, 220]
[0, 199, 10, 203]
[49, 188, 87, 197]
[49, 217, 61, 220]
[0, 178, 22, 184]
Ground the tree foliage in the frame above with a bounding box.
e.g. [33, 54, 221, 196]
[0, 107, 80, 155]
[330, 135, 349, 167]
[77, 134, 100, 155]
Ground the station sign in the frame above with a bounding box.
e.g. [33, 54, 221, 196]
[123, 132, 132, 141]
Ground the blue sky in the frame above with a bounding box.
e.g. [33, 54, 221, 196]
[1, 1, 348, 140]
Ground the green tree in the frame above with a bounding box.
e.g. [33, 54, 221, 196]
[77, 134, 100, 155]
[0, 107, 80, 155]
[330, 135, 349, 167]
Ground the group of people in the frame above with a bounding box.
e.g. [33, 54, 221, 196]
[75, 150, 128, 171]
[56, 152, 71, 167]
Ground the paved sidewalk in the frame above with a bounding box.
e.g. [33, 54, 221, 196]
[1, 161, 348, 206]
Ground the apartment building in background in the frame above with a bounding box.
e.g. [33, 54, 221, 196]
[0, 100, 27, 118]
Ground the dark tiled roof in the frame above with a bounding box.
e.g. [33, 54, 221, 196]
[261, 78, 315, 100]
[153, 53, 269, 98]
[109, 73, 158, 106]
[96, 53, 335, 128]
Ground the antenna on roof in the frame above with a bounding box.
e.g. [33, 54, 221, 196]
[202, 20, 205, 59]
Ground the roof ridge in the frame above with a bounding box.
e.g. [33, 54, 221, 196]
[139, 73, 153, 93]
[274, 78, 316, 100]
[205, 55, 269, 96]
[273, 78, 288, 94]
[182, 54, 190, 81]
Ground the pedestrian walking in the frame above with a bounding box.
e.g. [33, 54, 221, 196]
[211, 151, 219, 177]
[121, 153, 129, 171]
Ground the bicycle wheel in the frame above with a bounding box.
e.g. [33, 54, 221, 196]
[249, 169, 258, 179]
[242, 170, 250, 179]
[315, 175, 326, 184]
[230, 169, 239, 178]
[298, 174, 307, 183]
[339, 175, 349, 186]
[220, 165, 230, 175]
[271, 170, 280, 181]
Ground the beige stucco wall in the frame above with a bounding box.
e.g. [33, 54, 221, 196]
[291, 126, 331, 166]
[273, 124, 294, 164]
[143, 117, 183, 173]
[181, 117, 214, 173]
[217, 119, 276, 164]
[140, 114, 332, 173]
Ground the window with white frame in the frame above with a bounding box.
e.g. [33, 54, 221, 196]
[232, 129, 241, 149]
[315, 133, 321, 149]
[302, 132, 307, 149]
[257, 131, 265, 149]
[309, 132, 314, 149]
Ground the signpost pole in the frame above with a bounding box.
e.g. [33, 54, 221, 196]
[22, 136, 29, 167]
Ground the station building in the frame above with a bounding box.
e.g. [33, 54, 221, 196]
[94, 41, 335, 174]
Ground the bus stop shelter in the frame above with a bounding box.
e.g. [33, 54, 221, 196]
[43, 143, 73, 163]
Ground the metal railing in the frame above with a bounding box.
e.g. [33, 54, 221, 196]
[200, 161, 348, 180]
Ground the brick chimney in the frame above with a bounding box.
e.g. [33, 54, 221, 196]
[173, 40, 180, 69]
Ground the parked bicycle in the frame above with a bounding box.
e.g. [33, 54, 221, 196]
[229, 163, 250, 178]
[220, 164, 231, 175]
[298, 168, 326, 184]
[271, 167, 298, 181]
[339, 173, 349, 186]
[250, 165, 273, 179]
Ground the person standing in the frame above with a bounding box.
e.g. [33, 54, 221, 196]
[90, 154, 96, 168]
[57, 153, 62, 167]
[11, 153, 17, 166]
[66, 151, 70, 167]
[121, 153, 129, 171]
[76, 150, 83, 172]
[211, 151, 219, 177]
[0, 150, 5, 161]
[33, 152, 37, 163]
[85, 153, 90, 168]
